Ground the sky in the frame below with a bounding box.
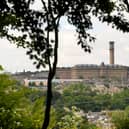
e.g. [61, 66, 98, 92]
[0, 3, 129, 73]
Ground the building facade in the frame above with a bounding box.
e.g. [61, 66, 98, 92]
[55, 63, 129, 80]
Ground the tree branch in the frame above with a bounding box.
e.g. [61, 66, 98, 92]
[41, 0, 48, 13]
[51, 17, 60, 77]
[123, 0, 129, 12]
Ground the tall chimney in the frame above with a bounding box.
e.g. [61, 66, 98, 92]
[109, 41, 114, 65]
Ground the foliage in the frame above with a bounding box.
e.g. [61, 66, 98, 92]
[55, 83, 129, 112]
[0, 65, 3, 71]
[56, 106, 97, 129]
[2, 73, 129, 129]
[57, 106, 82, 129]
[110, 89, 129, 110]
[57, 83, 111, 112]
[0, 73, 56, 129]
[31, 97, 56, 129]
[0, 74, 99, 129]
[111, 108, 129, 129]
[0, 74, 33, 129]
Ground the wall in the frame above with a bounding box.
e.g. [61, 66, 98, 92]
[55, 64, 129, 80]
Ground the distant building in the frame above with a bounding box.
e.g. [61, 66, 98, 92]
[24, 79, 83, 87]
[13, 70, 48, 80]
[55, 63, 129, 80]
[55, 41, 129, 80]
[13, 41, 129, 82]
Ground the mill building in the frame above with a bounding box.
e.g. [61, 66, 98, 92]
[13, 41, 129, 82]
[55, 41, 129, 80]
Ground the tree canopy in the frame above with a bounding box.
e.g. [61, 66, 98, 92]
[0, 0, 129, 66]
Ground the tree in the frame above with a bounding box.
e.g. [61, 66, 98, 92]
[56, 106, 98, 129]
[0, 73, 36, 129]
[0, 72, 57, 129]
[57, 106, 82, 129]
[1, 0, 129, 129]
[111, 109, 129, 129]
[39, 82, 44, 86]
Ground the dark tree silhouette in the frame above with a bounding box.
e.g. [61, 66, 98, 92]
[1, 0, 129, 129]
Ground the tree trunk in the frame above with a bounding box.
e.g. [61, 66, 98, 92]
[42, 21, 59, 129]
[42, 72, 53, 129]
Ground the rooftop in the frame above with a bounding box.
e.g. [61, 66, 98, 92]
[74, 63, 129, 69]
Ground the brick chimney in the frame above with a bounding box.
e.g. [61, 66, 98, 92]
[109, 41, 114, 65]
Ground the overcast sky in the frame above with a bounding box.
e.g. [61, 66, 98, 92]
[0, 6, 129, 73]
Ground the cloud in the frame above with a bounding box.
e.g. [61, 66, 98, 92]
[124, 47, 129, 52]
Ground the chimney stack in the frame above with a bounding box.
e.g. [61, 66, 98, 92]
[109, 41, 114, 65]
